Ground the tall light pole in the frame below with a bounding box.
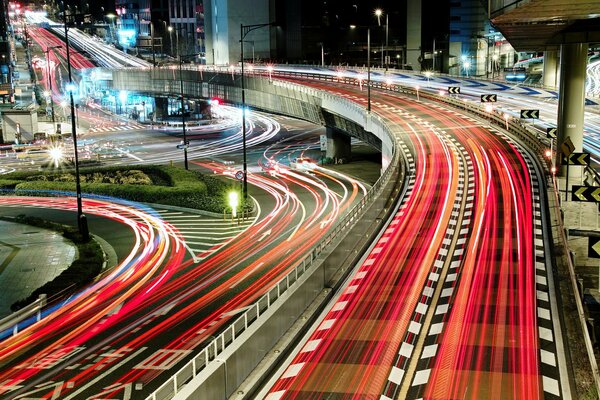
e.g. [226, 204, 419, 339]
[63, 7, 88, 240]
[178, 53, 201, 170]
[168, 26, 174, 57]
[44, 45, 61, 135]
[350, 25, 372, 112]
[240, 22, 273, 203]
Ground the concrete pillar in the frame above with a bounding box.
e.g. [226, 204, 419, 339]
[326, 127, 351, 161]
[557, 43, 588, 178]
[406, 0, 422, 71]
[543, 49, 559, 88]
[154, 97, 169, 120]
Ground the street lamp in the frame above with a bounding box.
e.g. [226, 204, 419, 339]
[178, 53, 202, 170]
[464, 60, 471, 77]
[106, 13, 116, 44]
[350, 24, 372, 112]
[240, 21, 274, 203]
[374, 8, 388, 71]
[44, 45, 61, 136]
[62, 7, 88, 240]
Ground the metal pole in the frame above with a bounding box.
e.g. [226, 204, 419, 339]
[432, 37, 436, 72]
[178, 57, 189, 170]
[367, 28, 371, 112]
[385, 14, 388, 71]
[321, 43, 324, 67]
[45, 47, 59, 135]
[241, 24, 247, 202]
[63, 9, 88, 240]
[151, 21, 155, 66]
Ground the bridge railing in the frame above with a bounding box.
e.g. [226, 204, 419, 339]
[146, 87, 400, 400]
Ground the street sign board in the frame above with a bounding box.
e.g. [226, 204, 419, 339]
[520, 109, 539, 119]
[589, 237, 600, 258]
[564, 152, 590, 166]
[561, 136, 575, 157]
[546, 127, 557, 139]
[235, 170, 244, 181]
[572, 185, 600, 202]
[480, 94, 497, 103]
[320, 134, 327, 151]
[448, 86, 460, 94]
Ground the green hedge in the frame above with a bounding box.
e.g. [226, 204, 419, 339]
[1, 165, 235, 213]
[7, 215, 104, 311]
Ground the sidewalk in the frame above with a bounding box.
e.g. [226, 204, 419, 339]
[0, 220, 76, 318]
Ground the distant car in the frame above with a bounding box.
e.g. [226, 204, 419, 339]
[291, 157, 316, 170]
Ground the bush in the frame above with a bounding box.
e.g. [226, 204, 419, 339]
[2, 165, 233, 213]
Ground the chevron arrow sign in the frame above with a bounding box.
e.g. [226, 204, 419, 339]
[448, 86, 461, 94]
[571, 185, 600, 202]
[588, 237, 600, 258]
[480, 94, 497, 102]
[520, 109, 539, 119]
[568, 152, 590, 166]
[546, 127, 557, 139]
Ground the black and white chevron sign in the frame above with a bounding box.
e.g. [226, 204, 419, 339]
[520, 109, 539, 119]
[447, 86, 461, 94]
[480, 94, 497, 103]
[546, 127, 557, 139]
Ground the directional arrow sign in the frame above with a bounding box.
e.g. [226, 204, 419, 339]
[448, 86, 461, 94]
[546, 127, 557, 139]
[589, 237, 600, 258]
[520, 109, 539, 119]
[480, 94, 497, 103]
[571, 185, 600, 202]
[567, 152, 590, 166]
[561, 136, 575, 157]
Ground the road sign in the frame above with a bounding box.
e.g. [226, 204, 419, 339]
[235, 170, 244, 181]
[480, 94, 497, 103]
[589, 237, 600, 258]
[563, 152, 590, 166]
[520, 109, 539, 119]
[572, 185, 600, 202]
[320, 134, 327, 151]
[546, 127, 557, 139]
[561, 136, 575, 157]
[447, 86, 460, 94]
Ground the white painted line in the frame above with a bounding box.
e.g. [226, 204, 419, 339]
[301, 339, 322, 353]
[435, 304, 449, 315]
[542, 376, 561, 396]
[429, 272, 439, 282]
[536, 275, 547, 286]
[441, 288, 454, 298]
[539, 326, 554, 342]
[412, 369, 431, 386]
[345, 285, 359, 295]
[318, 319, 335, 331]
[408, 321, 422, 335]
[538, 307, 551, 320]
[537, 290, 549, 302]
[423, 286, 434, 297]
[265, 391, 286, 400]
[399, 342, 414, 358]
[281, 363, 305, 379]
[420, 344, 438, 359]
[388, 366, 405, 385]
[415, 302, 428, 315]
[540, 349, 557, 367]
[446, 273, 457, 282]
[331, 301, 348, 312]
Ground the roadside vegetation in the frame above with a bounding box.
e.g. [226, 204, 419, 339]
[0, 165, 238, 213]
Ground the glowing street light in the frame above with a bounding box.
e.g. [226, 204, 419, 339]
[228, 191, 239, 218]
[48, 145, 63, 167]
[415, 85, 420, 101]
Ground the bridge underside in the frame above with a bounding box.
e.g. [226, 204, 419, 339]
[491, 0, 600, 51]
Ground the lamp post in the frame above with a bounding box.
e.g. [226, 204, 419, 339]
[350, 24, 372, 112]
[44, 45, 61, 135]
[178, 53, 202, 170]
[240, 22, 273, 203]
[62, 7, 88, 240]
[106, 13, 116, 44]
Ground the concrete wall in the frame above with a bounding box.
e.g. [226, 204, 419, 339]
[1, 110, 38, 143]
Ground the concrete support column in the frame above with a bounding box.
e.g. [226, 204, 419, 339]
[154, 97, 169, 120]
[543, 49, 559, 88]
[406, 0, 422, 71]
[326, 127, 351, 161]
[557, 42, 588, 178]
